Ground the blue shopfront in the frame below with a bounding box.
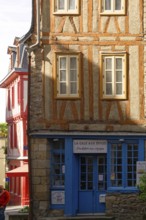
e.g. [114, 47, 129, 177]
[48, 134, 145, 216]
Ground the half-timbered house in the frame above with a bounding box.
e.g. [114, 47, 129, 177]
[21, 0, 146, 219]
[0, 37, 29, 206]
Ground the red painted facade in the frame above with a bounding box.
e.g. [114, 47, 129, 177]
[0, 37, 29, 206]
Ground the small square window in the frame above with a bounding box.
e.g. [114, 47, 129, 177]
[100, 0, 125, 15]
[55, 53, 81, 98]
[53, 0, 79, 14]
[100, 53, 127, 100]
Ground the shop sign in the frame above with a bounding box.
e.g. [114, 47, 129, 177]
[51, 191, 65, 205]
[136, 161, 146, 185]
[73, 140, 107, 153]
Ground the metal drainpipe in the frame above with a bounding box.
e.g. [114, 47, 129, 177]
[28, 0, 40, 52]
[27, 0, 40, 219]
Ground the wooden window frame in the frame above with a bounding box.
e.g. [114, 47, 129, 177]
[53, 0, 79, 15]
[55, 52, 81, 99]
[100, 0, 126, 15]
[100, 52, 127, 100]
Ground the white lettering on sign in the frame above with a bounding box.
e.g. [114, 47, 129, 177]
[73, 140, 107, 153]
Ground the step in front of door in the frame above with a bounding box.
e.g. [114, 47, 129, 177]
[39, 215, 115, 220]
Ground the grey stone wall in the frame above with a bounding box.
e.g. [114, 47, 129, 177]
[30, 137, 50, 219]
[106, 193, 146, 220]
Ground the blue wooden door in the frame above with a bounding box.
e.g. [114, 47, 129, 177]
[78, 155, 106, 214]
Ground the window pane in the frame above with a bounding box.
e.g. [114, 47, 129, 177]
[60, 70, 66, 81]
[70, 57, 78, 95]
[105, 0, 111, 10]
[58, 0, 64, 9]
[127, 144, 138, 187]
[70, 82, 77, 94]
[106, 58, 112, 69]
[53, 154, 60, 163]
[116, 83, 122, 94]
[60, 83, 66, 94]
[69, 0, 75, 9]
[51, 139, 65, 187]
[116, 71, 122, 82]
[60, 57, 66, 69]
[111, 144, 122, 187]
[115, 0, 121, 10]
[70, 57, 77, 69]
[106, 71, 112, 82]
[116, 58, 122, 69]
[106, 83, 112, 94]
[70, 70, 77, 81]
[116, 57, 123, 95]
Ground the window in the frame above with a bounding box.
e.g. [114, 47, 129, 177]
[17, 81, 21, 104]
[12, 86, 15, 108]
[51, 139, 65, 187]
[100, 0, 125, 15]
[8, 89, 11, 111]
[109, 142, 140, 188]
[100, 53, 127, 100]
[55, 53, 81, 98]
[53, 0, 79, 14]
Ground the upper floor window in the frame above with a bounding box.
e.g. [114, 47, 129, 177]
[53, 0, 79, 14]
[100, 0, 125, 15]
[55, 53, 81, 98]
[100, 52, 127, 100]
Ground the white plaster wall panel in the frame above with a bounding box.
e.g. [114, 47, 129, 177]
[45, 46, 53, 120]
[72, 17, 79, 33]
[92, 0, 99, 32]
[82, 0, 88, 33]
[144, 0, 146, 37]
[42, 0, 50, 32]
[117, 17, 125, 33]
[107, 17, 118, 33]
[115, 46, 126, 51]
[63, 17, 75, 33]
[78, 36, 95, 42]
[100, 17, 109, 33]
[69, 45, 80, 51]
[99, 36, 116, 41]
[108, 103, 121, 121]
[129, 0, 140, 34]
[93, 45, 99, 120]
[100, 46, 112, 51]
[129, 46, 140, 120]
[82, 46, 89, 120]
[55, 16, 62, 32]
